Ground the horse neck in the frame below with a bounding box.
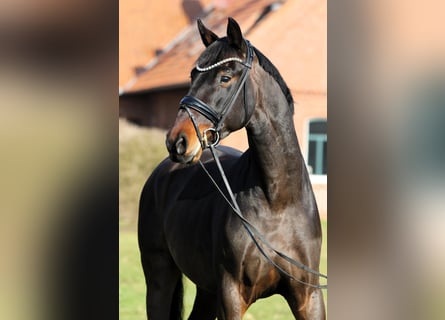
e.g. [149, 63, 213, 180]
[245, 68, 311, 210]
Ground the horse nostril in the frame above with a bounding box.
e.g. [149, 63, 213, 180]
[175, 136, 187, 155]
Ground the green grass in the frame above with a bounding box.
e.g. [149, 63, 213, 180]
[119, 119, 327, 318]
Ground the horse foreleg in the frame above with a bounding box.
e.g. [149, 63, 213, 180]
[285, 287, 325, 320]
[188, 287, 217, 320]
[305, 289, 326, 320]
[141, 254, 183, 320]
[216, 272, 247, 320]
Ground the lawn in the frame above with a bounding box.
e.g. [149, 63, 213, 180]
[119, 119, 327, 318]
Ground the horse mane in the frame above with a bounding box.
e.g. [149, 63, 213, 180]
[252, 46, 295, 114]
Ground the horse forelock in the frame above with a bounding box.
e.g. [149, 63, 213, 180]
[195, 38, 238, 70]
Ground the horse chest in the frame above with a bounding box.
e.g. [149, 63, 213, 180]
[225, 214, 285, 301]
[223, 201, 300, 283]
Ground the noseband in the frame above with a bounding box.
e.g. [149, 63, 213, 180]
[179, 39, 254, 148]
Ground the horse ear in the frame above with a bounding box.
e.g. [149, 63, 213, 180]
[227, 17, 246, 51]
[197, 19, 219, 47]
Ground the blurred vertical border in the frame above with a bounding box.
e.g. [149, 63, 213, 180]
[0, 0, 118, 319]
[329, 0, 445, 319]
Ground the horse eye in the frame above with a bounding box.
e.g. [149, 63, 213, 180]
[220, 75, 231, 83]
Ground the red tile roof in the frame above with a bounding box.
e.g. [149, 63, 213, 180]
[119, 0, 213, 87]
[122, 0, 326, 96]
[248, 0, 326, 94]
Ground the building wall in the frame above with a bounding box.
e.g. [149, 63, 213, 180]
[119, 88, 188, 128]
[293, 93, 327, 159]
[294, 93, 327, 219]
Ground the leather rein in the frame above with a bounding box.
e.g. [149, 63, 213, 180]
[179, 40, 327, 289]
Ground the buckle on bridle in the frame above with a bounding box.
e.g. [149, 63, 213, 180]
[202, 127, 220, 148]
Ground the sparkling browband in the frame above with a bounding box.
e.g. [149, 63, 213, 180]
[196, 57, 245, 72]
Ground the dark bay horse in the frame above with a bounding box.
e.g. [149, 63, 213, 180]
[138, 18, 325, 319]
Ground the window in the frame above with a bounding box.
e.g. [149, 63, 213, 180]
[308, 119, 327, 175]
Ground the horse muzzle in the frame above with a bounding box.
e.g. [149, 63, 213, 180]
[166, 129, 203, 164]
[165, 118, 202, 164]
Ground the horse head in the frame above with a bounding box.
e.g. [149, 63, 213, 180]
[166, 18, 256, 164]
